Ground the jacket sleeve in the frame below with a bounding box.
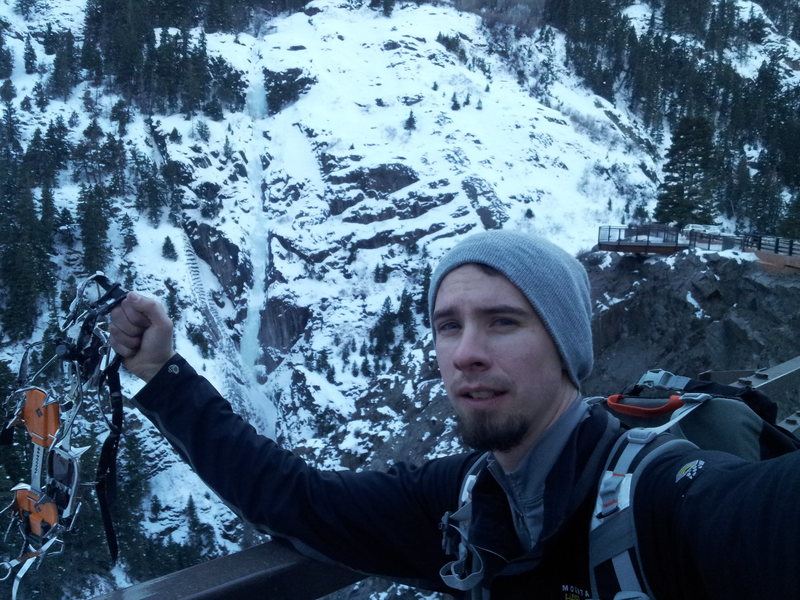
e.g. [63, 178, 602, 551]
[132, 354, 471, 590]
[634, 445, 800, 599]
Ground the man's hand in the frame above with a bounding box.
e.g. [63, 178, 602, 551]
[109, 292, 175, 382]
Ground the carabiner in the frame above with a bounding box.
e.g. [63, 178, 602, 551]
[0, 559, 16, 581]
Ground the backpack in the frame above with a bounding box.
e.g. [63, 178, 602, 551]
[588, 369, 800, 600]
[440, 369, 800, 599]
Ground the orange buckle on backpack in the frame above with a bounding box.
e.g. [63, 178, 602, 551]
[606, 394, 685, 417]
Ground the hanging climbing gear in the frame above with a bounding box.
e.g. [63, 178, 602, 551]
[0, 273, 127, 599]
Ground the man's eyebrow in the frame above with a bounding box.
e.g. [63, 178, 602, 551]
[431, 307, 457, 322]
[432, 304, 532, 322]
[482, 305, 532, 317]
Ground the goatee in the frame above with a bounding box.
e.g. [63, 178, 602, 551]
[457, 411, 529, 453]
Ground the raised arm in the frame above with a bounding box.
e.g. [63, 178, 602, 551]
[108, 293, 468, 591]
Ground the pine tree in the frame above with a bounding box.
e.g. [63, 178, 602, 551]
[662, 0, 712, 36]
[263, 67, 317, 115]
[82, 87, 100, 117]
[404, 110, 416, 130]
[397, 288, 415, 342]
[0, 187, 44, 339]
[370, 297, 397, 356]
[72, 119, 105, 183]
[185, 496, 216, 561]
[120, 213, 138, 254]
[653, 116, 717, 227]
[183, 31, 210, 116]
[0, 79, 15, 104]
[23, 35, 37, 74]
[15, 0, 36, 18]
[77, 183, 111, 272]
[222, 135, 234, 161]
[373, 263, 390, 283]
[195, 120, 210, 142]
[56, 207, 76, 246]
[208, 56, 246, 112]
[154, 28, 181, 112]
[42, 116, 71, 183]
[165, 279, 180, 323]
[80, 0, 104, 83]
[133, 156, 167, 225]
[778, 191, 800, 240]
[416, 263, 432, 326]
[779, 192, 800, 239]
[98, 0, 148, 99]
[42, 23, 58, 55]
[748, 158, 784, 235]
[724, 156, 752, 225]
[0, 90, 22, 171]
[0, 34, 13, 80]
[162, 236, 178, 260]
[99, 133, 127, 195]
[206, 0, 233, 32]
[38, 187, 56, 255]
[110, 99, 132, 135]
[32, 80, 47, 110]
[48, 30, 79, 100]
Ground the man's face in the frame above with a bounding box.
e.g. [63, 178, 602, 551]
[432, 264, 576, 458]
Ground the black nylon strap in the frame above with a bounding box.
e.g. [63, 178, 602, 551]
[95, 362, 124, 564]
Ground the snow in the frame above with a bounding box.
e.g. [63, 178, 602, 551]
[685, 291, 708, 319]
[0, 0, 789, 594]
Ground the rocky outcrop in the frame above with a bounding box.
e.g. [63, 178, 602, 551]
[328, 163, 419, 199]
[351, 224, 447, 251]
[183, 219, 253, 311]
[263, 67, 317, 115]
[584, 251, 800, 415]
[258, 296, 311, 372]
[461, 176, 508, 229]
[342, 190, 457, 224]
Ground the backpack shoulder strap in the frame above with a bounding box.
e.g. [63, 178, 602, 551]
[589, 400, 705, 600]
[439, 452, 490, 594]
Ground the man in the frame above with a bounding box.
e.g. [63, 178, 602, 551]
[110, 230, 800, 598]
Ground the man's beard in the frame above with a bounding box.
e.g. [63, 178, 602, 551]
[457, 410, 530, 453]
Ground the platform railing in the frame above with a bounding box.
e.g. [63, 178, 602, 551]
[91, 541, 364, 600]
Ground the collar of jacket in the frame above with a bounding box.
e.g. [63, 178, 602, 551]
[468, 403, 621, 577]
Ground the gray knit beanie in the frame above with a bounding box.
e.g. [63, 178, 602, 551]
[428, 230, 593, 387]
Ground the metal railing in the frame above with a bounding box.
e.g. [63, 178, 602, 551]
[92, 541, 364, 600]
[700, 354, 800, 434]
[597, 224, 688, 254]
[741, 234, 798, 256]
[598, 226, 799, 257]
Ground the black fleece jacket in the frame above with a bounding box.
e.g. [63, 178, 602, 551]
[134, 354, 800, 599]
